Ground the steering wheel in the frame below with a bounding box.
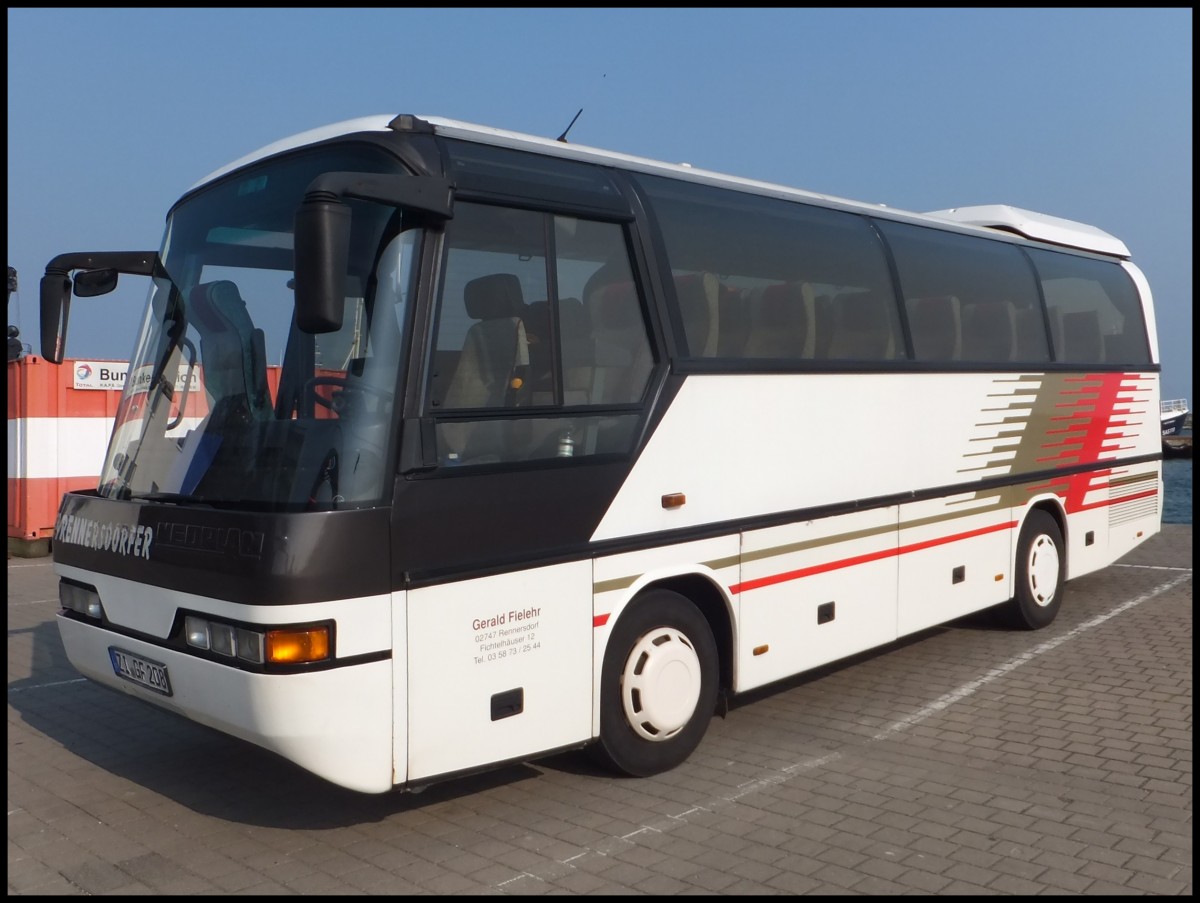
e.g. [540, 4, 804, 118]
[303, 376, 393, 416]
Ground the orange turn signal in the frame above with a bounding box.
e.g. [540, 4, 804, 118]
[265, 627, 331, 664]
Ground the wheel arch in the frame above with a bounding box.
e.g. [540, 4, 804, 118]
[633, 571, 734, 694]
[589, 571, 729, 776]
[1016, 495, 1068, 577]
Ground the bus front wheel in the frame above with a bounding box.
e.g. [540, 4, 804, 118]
[1010, 509, 1065, 630]
[591, 589, 718, 777]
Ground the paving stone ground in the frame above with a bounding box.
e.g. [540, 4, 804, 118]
[8, 525, 1191, 895]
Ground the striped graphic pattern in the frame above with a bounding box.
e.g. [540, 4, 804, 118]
[594, 371, 1159, 604]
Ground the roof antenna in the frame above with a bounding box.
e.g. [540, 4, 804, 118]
[556, 108, 583, 143]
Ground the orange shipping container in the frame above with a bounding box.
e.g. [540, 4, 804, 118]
[7, 356, 125, 543]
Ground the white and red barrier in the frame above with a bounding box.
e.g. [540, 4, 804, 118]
[7, 356, 126, 546]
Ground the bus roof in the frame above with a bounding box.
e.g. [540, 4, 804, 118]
[192, 114, 1130, 258]
[923, 205, 1130, 258]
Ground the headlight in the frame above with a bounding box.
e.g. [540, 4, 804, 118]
[59, 580, 103, 619]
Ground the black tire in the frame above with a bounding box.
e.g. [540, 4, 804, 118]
[590, 589, 719, 777]
[1009, 509, 1065, 629]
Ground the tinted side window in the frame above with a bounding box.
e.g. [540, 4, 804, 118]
[876, 220, 1050, 364]
[635, 175, 903, 363]
[442, 138, 628, 215]
[1025, 248, 1151, 365]
[427, 202, 651, 467]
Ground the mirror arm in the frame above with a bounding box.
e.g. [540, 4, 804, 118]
[293, 174, 453, 335]
[39, 251, 158, 363]
[304, 173, 454, 220]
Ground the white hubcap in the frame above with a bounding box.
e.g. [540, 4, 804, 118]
[620, 627, 702, 742]
[1027, 533, 1061, 607]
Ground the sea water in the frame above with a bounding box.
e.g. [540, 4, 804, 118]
[1162, 456, 1193, 525]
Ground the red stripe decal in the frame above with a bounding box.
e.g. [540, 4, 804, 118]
[730, 520, 1016, 596]
[593, 613, 610, 628]
[1068, 486, 1159, 514]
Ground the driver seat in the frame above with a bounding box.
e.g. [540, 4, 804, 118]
[439, 273, 530, 460]
[190, 280, 270, 420]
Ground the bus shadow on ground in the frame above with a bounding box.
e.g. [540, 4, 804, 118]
[8, 620, 562, 828]
[2, 597, 1062, 828]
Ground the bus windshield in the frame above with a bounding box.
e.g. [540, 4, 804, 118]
[99, 145, 419, 511]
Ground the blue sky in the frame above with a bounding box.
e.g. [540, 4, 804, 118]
[7, 8, 1193, 402]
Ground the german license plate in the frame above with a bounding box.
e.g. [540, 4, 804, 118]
[108, 647, 173, 696]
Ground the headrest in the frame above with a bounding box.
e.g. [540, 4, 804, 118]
[465, 273, 524, 320]
[760, 283, 805, 326]
[673, 272, 718, 308]
[592, 281, 642, 330]
[912, 295, 960, 319]
[190, 280, 251, 334]
[581, 261, 625, 304]
[966, 299, 1014, 323]
[838, 291, 887, 330]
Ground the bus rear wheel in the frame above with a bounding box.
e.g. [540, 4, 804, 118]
[591, 589, 718, 777]
[1010, 509, 1065, 629]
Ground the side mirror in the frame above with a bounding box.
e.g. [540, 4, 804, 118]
[292, 173, 453, 335]
[294, 193, 352, 333]
[38, 251, 157, 365]
[40, 269, 72, 364]
[74, 268, 119, 297]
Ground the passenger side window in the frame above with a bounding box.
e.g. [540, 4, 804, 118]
[634, 174, 901, 364]
[875, 220, 1049, 364]
[1025, 248, 1151, 365]
[427, 203, 653, 467]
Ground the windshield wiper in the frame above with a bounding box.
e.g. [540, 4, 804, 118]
[128, 491, 212, 506]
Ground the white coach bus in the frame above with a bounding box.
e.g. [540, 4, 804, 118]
[41, 114, 1162, 793]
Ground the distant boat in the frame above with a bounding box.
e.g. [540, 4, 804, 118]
[1161, 398, 1190, 437]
